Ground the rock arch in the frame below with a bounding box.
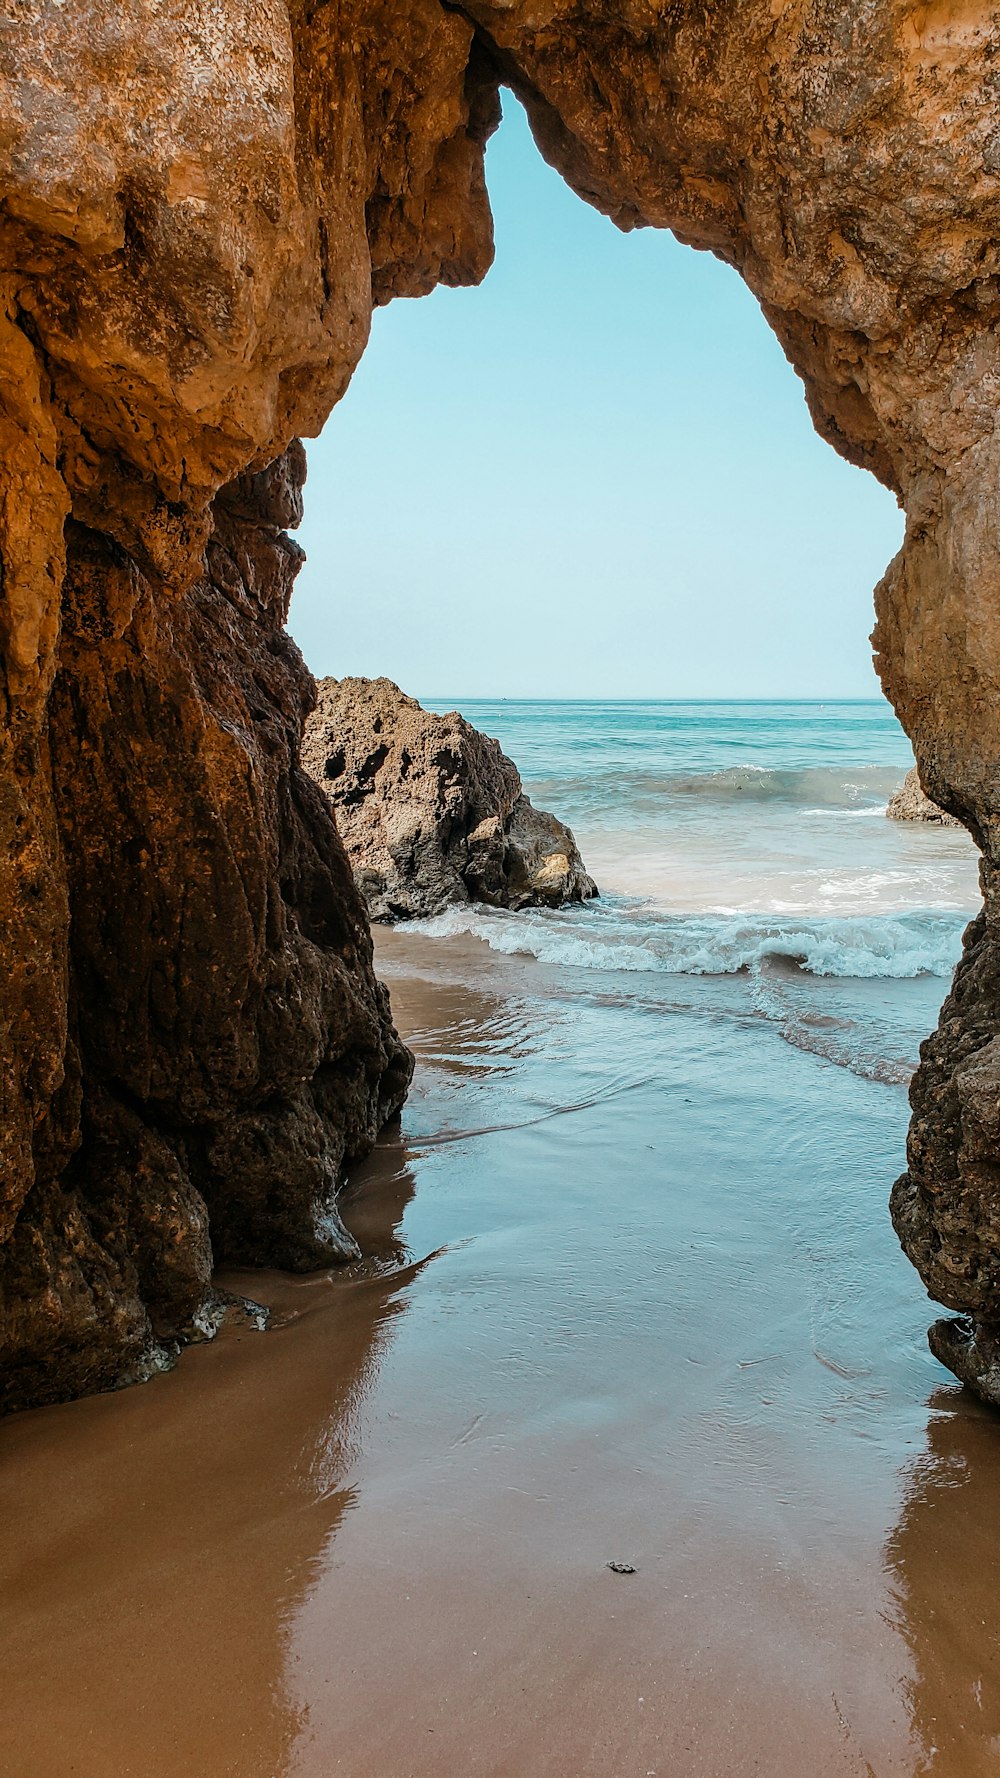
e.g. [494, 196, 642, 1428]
[2, 0, 999, 1406]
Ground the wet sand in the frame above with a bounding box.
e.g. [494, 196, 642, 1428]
[3, 928, 1000, 1777]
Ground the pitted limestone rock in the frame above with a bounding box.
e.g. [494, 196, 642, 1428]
[302, 678, 597, 921]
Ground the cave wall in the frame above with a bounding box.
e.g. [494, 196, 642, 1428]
[1, 443, 412, 1410]
[3, 0, 1000, 1406]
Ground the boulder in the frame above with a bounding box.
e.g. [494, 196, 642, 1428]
[302, 678, 597, 921]
[886, 766, 962, 827]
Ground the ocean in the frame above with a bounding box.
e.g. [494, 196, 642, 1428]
[414, 697, 981, 1085]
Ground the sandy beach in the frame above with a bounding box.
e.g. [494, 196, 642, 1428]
[3, 924, 998, 1777]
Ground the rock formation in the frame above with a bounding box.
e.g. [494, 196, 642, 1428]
[4, 0, 1000, 1404]
[302, 678, 597, 920]
[887, 767, 962, 827]
[0, 443, 412, 1412]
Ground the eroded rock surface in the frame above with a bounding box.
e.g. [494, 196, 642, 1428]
[891, 893, 1000, 1403]
[302, 678, 597, 920]
[4, 0, 1000, 1403]
[887, 767, 962, 826]
[0, 445, 412, 1412]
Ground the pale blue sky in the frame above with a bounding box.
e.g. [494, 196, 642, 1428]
[289, 97, 904, 700]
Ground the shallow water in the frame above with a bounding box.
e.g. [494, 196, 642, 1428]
[3, 699, 998, 1777]
[417, 698, 981, 1083]
[428, 696, 979, 925]
[3, 926, 1000, 1777]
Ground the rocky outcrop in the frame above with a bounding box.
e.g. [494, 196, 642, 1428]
[887, 767, 962, 827]
[302, 678, 597, 921]
[4, 0, 1000, 1403]
[0, 445, 412, 1413]
[891, 896, 1000, 1404]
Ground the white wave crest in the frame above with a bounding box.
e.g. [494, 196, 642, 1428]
[409, 900, 968, 981]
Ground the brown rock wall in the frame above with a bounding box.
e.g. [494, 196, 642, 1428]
[0, 446, 411, 1412]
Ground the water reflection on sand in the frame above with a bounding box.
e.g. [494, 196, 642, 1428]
[2, 930, 999, 1777]
[887, 1390, 1000, 1777]
[0, 1140, 420, 1778]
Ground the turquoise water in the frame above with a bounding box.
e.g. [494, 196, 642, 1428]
[414, 698, 982, 1081]
[430, 698, 917, 788]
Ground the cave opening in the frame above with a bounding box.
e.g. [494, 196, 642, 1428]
[290, 96, 904, 703]
[1, 5, 996, 1425]
[286, 87, 988, 1408]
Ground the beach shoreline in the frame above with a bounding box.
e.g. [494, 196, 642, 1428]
[3, 925, 998, 1776]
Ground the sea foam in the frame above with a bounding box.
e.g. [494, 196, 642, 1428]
[410, 898, 969, 980]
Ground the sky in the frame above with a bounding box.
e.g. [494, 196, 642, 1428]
[289, 96, 904, 701]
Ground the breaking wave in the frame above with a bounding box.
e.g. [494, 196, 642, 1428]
[529, 763, 905, 818]
[411, 898, 968, 981]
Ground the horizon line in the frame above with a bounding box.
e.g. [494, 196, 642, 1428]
[415, 693, 895, 705]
